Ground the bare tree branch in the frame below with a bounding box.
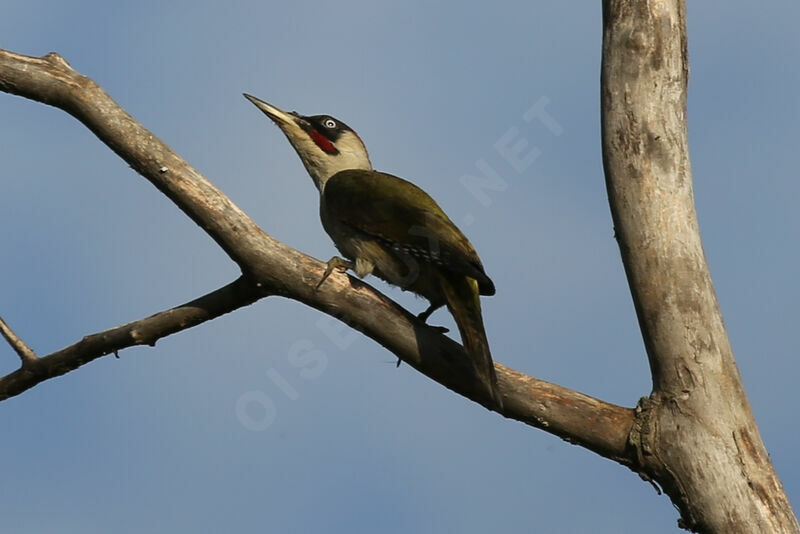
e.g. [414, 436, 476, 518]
[0, 316, 38, 364]
[0, 276, 265, 401]
[4, 1, 797, 528]
[601, 1, 798, 532]
[0, 48, 635, 464]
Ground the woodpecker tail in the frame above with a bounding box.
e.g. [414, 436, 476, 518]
[439, 274, 502, 410]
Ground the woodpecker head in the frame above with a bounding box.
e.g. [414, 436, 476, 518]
[244, 94, 372, 191]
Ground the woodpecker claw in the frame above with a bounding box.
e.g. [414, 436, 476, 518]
[316, 256, 355, 289]
[416, 303, 448, 333]
[417, 303, 440, 322]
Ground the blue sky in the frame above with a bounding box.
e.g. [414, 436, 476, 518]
[2, 2, 798, 533]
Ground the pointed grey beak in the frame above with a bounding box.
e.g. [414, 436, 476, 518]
[243, 93, 302, 127]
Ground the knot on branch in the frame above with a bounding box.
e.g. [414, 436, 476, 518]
[628, 396, 662, 493]
[43, 52, 72, 69]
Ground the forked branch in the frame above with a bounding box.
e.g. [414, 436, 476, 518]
[0, 276, 264, 401]
[0, 317, 38, 365]
[0, 48, 634, 465]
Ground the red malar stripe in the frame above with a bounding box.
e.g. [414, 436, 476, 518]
[309, 129, 338, 154]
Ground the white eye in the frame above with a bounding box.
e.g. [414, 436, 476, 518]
[324, 118, 337, 129]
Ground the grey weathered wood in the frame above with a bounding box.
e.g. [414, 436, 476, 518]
[1, 1, 798, 527]
[601, 1, 798, 532]
[0, 48, 634, 462]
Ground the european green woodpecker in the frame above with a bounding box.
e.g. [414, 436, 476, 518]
[244, 94, 501, 408]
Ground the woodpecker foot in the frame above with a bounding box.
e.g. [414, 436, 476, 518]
[316, 256, 354, 289]
[417, 302, 443, 323]
[416, 303, 448, 333]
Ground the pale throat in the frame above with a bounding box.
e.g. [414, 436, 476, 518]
[311, 133, 373, 191]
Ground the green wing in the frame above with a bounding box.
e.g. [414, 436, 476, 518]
[323, 169, 495, 295]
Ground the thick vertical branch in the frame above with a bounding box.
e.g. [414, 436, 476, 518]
[601, 1, 798, 533]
